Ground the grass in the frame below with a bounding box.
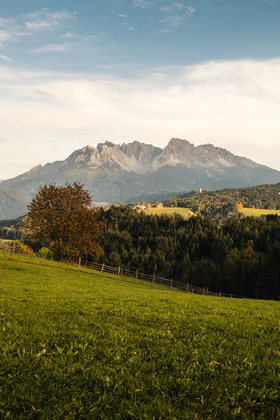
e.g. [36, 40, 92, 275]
[240, 208, 280, 217]
[1, 255, 280, 419]
[142, 207, 195, 218]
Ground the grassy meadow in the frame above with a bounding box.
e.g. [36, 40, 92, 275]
[1, 255, 280, 419]
[142, 206, 195, 218]
[240, 208, 280, 217]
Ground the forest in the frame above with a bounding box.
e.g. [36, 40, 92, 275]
[92, 206, 280, 300]
[163, 183, 280, 223]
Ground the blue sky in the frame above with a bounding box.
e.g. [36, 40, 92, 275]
[1, 0, 279, 72]
[1, 0, 280, 178]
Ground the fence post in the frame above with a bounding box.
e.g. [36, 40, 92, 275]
[219, 292, 222, 297]
[203, 288, 205, 295]
[121, 269, 123, 277]
[136, 269, 138, 279]
[101, 264, 105, 272]
[170, 278, 173, 288]
[186, 282, 189, 292]
[78, 257, 81, 270]
[12, 243, 15, 254]
[153, 274, 155, 283]
[118, 266, 121, 276]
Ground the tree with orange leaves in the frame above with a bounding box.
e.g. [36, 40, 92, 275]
[23, 182, 100, 261]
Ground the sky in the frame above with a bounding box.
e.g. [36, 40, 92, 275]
[1, 0, 280, 179]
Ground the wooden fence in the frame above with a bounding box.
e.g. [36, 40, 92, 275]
[0, 241, 242, 298]
[83, 260, 229, 297]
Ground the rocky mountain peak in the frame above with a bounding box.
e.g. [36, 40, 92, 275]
[97, 141, 116, 152]
[167, 138, 193, 148]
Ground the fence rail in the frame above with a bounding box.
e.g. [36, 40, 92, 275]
[0, 241, 244, 299]
[83, 258, 227, 297]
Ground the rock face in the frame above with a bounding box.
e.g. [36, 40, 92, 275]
[0, 138, 280, 219]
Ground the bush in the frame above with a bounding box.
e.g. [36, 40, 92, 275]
[37, 247, 53, 259]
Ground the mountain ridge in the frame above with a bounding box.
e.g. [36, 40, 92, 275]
[0, 138, 280, 219]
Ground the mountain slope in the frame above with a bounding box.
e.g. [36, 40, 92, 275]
[0, 189, 33, 220]
[0, 138, 280, 219]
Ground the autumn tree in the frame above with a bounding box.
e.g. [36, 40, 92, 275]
[23, 182, 100, 261]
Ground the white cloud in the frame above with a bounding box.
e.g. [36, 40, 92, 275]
[24, 9, 74, 31]
[119, 14, 128, 17]
[161, 2, 185, 12]
[1, 58, 280, 178]
[186, 6, 195, 15]
[134, 0, 153, 9]
[0, 53, 13, 62]
[0, 18, 16, 26]
[0, 17, 32, 44]
[157, 29, 171, 33]
[160, 15, 182, 26]
[0, 30, 11, 46]
[25, 20, 57, 30]
[34, 42, 78, 53]
[62, 32, 79, 39]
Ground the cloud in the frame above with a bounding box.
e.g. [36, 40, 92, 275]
[159, 3, 195, 29]
[160, 2, 185, 12]
[0, 18, 16, 26]
[24, 9, 74, 31]
[0, 16, 32, 44]
[34, 42, 79, 53]
[134, 0, 153, 9]
[0, 8, 75, 51]
[0, 30, 11, 47]
[25, 20, 57, 30]
[186, 6, 195, 15]
[160, 15, 182, 26]
[62, 32, 79, 39]
[1, 58, 280, 178]
[0, 53, 13, 62]
[119, 14, 128, 17]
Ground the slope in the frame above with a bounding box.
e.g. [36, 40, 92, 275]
[1, 255, 280, 419]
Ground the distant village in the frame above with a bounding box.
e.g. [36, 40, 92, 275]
[132, 201, 163, 210]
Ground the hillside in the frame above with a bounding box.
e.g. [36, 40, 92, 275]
[1, 138, 280, 219]
[0, 189, 32, 220]
[1, 255, 280, 419]
[164, 183, 280, 223]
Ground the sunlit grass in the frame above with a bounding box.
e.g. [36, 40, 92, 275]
[240, 208, 280, 217]
[1, 255, 280, 418]
[141, 206, 195, 218]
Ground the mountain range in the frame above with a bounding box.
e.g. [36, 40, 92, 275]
[1, 138, 280, 219]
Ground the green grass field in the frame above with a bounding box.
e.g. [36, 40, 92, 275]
[1, 255, 280, 419]
[142, 207, 195, 218]
[241, 208, 280, 217]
